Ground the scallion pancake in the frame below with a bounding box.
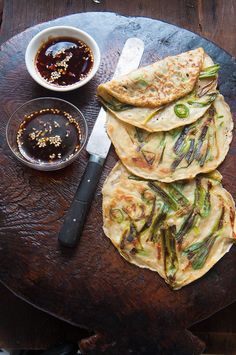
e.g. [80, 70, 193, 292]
[98, 48, 205, 108]
[99, 52, 219, 132]
[102, 162, 236, 289]
[106, 94, 233, 182]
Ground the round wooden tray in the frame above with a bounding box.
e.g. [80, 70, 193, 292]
[0, 12, 236, 354]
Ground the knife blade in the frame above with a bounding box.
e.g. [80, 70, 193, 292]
[86, 38, 145, 159]
[58, 38, 144, 247]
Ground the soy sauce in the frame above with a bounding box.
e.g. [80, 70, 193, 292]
[17, 108, 81, 164]
[35, 37, 94, 86]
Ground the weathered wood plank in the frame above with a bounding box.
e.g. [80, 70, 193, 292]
[1, 0, 235, 56]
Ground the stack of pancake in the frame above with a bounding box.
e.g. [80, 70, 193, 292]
[98, 48, 236, 289]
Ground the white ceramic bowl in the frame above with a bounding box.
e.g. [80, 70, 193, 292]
[25, 26, 101, 91]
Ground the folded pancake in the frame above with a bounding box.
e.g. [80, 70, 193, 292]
[99, 52, 219, 132]
[102, 162, 236, 289]
[98, 48, 205, 108]
[107, 94, 233, 182]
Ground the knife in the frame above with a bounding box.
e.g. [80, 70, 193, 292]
[58, 38, 144, 247]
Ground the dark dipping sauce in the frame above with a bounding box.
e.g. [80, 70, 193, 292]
[17, 108, 81, 164]
[35, 37, 94, 86]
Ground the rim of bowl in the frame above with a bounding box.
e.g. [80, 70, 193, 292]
[6, 97, 88, 171]
[25, 26, 101, 92]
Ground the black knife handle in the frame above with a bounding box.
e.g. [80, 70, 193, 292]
[58, 155, 104, 247]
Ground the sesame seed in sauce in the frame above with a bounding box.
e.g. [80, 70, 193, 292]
[16, 108, 82, 164]
[35, 37, 94, 86]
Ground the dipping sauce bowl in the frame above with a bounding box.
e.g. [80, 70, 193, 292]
[6, 97, 88, 170]
[25, 26, 100, 91]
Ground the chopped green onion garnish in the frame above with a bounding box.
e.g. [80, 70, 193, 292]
[162, 226, 178, 281]
[138, 79, 149, 87]
[141, 150, 156, 165]
[199, 64, 220, 79]
[148, 182, 178, 211]
[110, 208, 124, 223]
[99, 96, 133, 112]
[174, 104, 189, 118]
[187, 93, 217, 107]
[135, 127, 145, 143]
[128, 175, 147, 181]
[142, 107, 163, 125]
[141, 189, 155, 204]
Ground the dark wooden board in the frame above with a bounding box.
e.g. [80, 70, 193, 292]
[2, 276, 236, 354]
[0, 12, 236, 355]
[0, 282, 88, 349]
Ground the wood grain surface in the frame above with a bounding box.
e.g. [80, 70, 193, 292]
[2, 1, 235, 353]
[1, 0, 236, 57]
[1, 276, 236, 353]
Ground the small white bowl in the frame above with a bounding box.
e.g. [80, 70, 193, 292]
[25, 26, 101, 92]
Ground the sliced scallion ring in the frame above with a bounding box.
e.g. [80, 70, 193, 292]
[174, 104, 189, 118]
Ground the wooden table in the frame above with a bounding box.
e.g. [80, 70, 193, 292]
[0, 1, 236, 353]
